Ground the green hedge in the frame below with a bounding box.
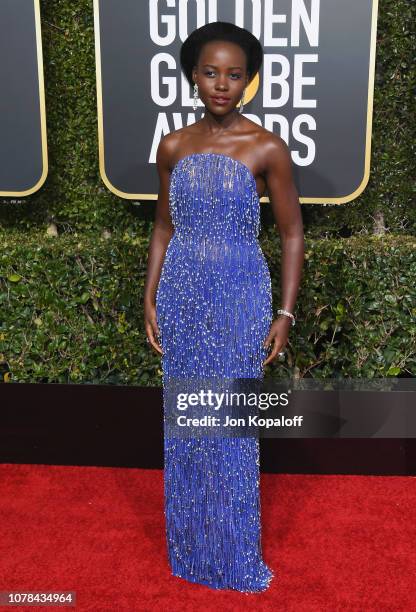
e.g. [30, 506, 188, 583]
[1, 230, 414, 384]
[0, 0, 414, 237]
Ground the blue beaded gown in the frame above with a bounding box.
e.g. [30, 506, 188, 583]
[155, 152, 274, 592]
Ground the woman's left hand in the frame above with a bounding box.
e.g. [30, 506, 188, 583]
[262, 316, 292, 366]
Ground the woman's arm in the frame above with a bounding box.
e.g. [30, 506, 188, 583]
[262, 135, 305, 365]
[143, 135, 175, 355]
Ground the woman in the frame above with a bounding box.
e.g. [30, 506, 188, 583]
[144, 22, 304, 592]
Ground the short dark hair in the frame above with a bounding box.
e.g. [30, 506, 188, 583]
[180, 21, 263, 86]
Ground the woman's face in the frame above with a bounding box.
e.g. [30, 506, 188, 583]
[192, 40, 248, 114]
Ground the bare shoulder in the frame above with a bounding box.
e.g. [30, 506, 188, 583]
[156, 125, 198, 172]
[156, 130, 180, 172]
[249, 120, 290, 161]
[259, 130, 292, 175]
[239, 118, 290, 173]
[257, 130, 297, 200]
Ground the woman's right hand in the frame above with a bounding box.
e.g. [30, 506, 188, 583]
[144, 302, 163, 355]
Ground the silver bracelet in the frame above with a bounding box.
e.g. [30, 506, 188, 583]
[276, 308, 296, 326]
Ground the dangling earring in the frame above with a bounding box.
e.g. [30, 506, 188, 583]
[193, 83, 199, 111]
[239, 88, 246, 114]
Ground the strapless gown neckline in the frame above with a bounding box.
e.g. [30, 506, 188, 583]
[171, 152, 260, 200]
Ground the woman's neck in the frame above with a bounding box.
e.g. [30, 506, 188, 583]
[200, 109, 243, 134]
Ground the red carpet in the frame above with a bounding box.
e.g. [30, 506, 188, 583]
[0, 464, 414, 611]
